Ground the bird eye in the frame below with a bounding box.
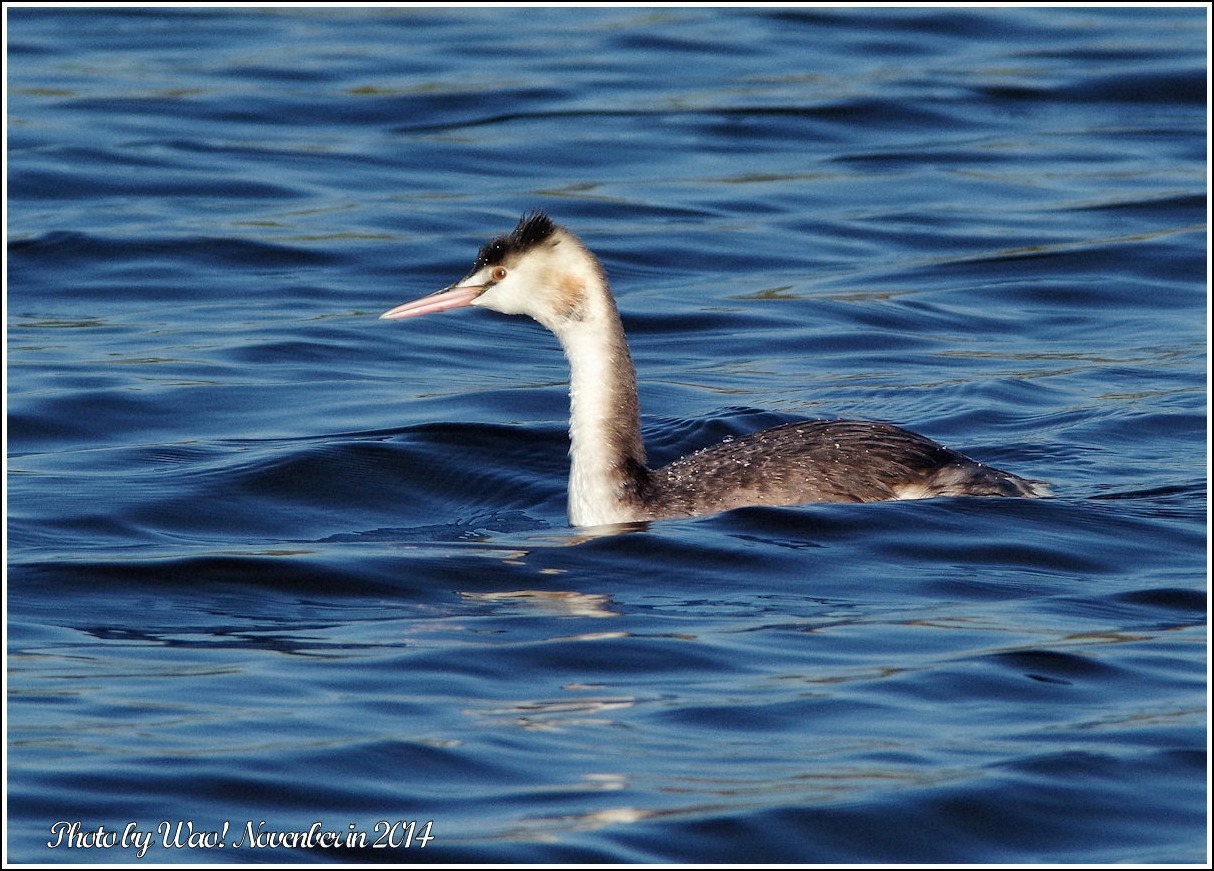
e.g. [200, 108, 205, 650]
[491, 266, 508, 282]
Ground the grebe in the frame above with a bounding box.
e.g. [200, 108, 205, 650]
[381, 212, 1045, 527]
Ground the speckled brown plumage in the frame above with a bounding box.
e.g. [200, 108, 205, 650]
[619, 419, 1043, 521]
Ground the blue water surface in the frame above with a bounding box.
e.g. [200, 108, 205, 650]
[6, 6, 1208, 864]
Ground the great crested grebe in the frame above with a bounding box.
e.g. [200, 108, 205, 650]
[381, 212, 1045, 527]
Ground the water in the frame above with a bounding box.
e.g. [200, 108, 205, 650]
[6, 6, 1207, 864]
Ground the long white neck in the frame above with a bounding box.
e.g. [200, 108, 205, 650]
[550, 290, 647, 527]
[471, 223, 650, 527]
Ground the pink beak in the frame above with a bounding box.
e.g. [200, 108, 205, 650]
[379, 284, 485, 320]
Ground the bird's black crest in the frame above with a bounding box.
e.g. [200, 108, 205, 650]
[474, 211, 559, 269]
